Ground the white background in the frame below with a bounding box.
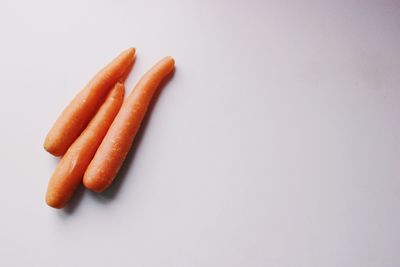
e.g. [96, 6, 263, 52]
[0, 0, 399, 266]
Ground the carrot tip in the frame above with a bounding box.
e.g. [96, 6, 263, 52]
[45, 197, 64, 209]
[164, 56, 175, 66]
[166, 56, 175, 62]
[126, 47, 136, 56]
[83, 177, 106, 193]
[43, 140, 64, 157]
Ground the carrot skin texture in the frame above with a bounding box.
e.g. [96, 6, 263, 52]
[44, 48, 135, 156]
[46, 83, 125, 208]
[83, 56, 175, 192]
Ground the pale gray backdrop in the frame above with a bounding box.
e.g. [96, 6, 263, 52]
[0, 0, 399, 266]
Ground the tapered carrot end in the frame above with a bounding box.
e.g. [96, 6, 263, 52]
[45, 192, 65, 209]
[163, 56, 175, 71]
[117, 48, 136, 82]
[147, 56, 175, 80]
[125, 47, 136, 59]
[165, 56, 175, 65]
[83, 176, 107, 193]
[43, 138, 53, 154]
[44, 136, 65, 157]
[119, 58, 135, 82]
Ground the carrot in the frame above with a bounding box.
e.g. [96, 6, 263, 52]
[44, 48, 135, 156]
[83, 56, 175, 192]
[46, 83, 125, 208]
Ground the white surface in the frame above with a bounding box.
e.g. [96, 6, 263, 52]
[1, 0, 399, 266]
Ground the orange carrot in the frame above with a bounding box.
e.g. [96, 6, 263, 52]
[83, 56, 175, 192]
[44, 48, 135, 156]
[46, 83, 125, 208]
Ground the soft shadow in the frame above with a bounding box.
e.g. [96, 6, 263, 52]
[60, 185, 86, 215]
[50, 156, 60, 165]
[91, 68, 177, 203]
